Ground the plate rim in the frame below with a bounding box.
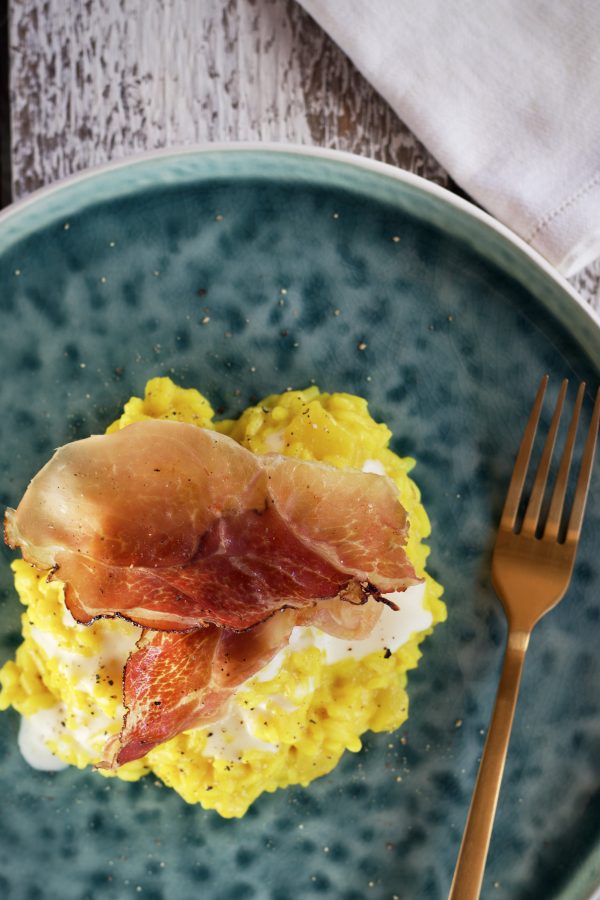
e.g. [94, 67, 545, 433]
[0, 141, 599, 899]
[1, 141, 598, 340]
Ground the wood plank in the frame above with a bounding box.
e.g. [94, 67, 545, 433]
[7, 0, 599, 311]
[7, 0, 446, 193]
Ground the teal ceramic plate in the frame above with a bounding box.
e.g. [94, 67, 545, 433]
[0, 146, 598, 900]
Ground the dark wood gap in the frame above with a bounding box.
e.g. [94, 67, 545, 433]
[0, 0, 11, 207]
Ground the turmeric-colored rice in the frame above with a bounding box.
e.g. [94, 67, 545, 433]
[0, 378, 445, 817]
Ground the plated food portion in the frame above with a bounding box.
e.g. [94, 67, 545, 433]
[0, 377, 445, 817]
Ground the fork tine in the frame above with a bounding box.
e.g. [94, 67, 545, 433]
[565, 386, 600, 545]
[500, 375, 548, 531]
[544, 382, 585, 541]
[521, 379, 568, 537]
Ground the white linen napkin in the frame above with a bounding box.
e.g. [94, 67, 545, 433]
[296, 0, 600, 276]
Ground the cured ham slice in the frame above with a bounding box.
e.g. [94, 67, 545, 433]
[5, 418, 422, 765]
[104, 609, 298, 766]
[5, 420, 420, 632]
[295, 595, 384, 640]
[104, 598, 383, 767]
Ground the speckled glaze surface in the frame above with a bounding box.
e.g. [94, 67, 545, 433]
[0, 148, 598, 900]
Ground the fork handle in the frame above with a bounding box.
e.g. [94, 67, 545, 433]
[448, 632, 530, 900]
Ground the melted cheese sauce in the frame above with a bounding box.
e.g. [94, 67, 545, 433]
[18, 582, 430, 769]
[197, 582, 429, 761]
[18, 706, 69, 771]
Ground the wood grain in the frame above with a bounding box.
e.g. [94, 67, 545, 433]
[8, 0, 599, 313]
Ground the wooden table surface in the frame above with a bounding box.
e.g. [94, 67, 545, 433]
[6, 0, 600, 314]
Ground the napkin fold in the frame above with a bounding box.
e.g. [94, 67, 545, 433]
[297, 0, 600, 276]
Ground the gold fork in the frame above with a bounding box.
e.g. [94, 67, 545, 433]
[449, 376, 600, 900]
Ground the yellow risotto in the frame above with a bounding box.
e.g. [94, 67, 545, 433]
[0, 378, 445, 818]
